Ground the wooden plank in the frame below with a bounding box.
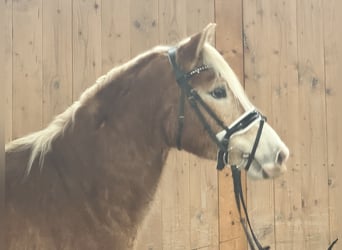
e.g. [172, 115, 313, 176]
[0, 1, 10, 242]
[158, 1, 191, 249]
[161, 150, 191, 250]
[244, 1, 333, 249]
[186, 0, 214, 35]
[296, 0, 330, 249]
[134, 187, 163, 250]
[185, 1, 218, 249]
[12, 0, 43, 138]
[101, 0, 130, 73]
[243, 0, 277, 248]
[219, 237, 246, 250]
[189, 155, 218, 249]
[129, 0, 159, 57]
[215, 0, 244, 80]
[72, 0, 102, 100]
[42, 0, 72, 125]
[1, 0, 12, 143]
[129, 1, 162, 249]
[323, 0, 342, 244]
[158, 0, 187, 45]
[215, 0, 247, 248]
[218, 169, 247, 247]
[267, 1, 305, 250]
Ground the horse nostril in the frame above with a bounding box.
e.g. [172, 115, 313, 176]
[276, 150, 287, 165]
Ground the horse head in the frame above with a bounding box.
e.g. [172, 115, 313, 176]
[165, 23, 289, 179]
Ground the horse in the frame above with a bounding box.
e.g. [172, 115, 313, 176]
[5, 23, 289, 250]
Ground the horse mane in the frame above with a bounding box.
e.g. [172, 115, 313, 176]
[5, 102, 79, 174]
[5, 46, 170, 175]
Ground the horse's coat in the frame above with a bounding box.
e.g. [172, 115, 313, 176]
[5, 24, 289, 249]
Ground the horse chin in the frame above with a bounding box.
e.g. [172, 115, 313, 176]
[262, 162, 287, 178]
[246, 161, 287, 180]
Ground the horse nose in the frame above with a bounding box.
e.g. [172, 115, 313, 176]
[276, 149, 289, 165]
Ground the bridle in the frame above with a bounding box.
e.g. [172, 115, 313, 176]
[168, 47, 265, 171]
[168, 47, 269, 250]
[168, 47, 339, 250]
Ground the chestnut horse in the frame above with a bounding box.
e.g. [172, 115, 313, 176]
[5, 24, 289, 250]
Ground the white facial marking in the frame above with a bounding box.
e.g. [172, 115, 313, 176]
[202, 43, 289, 179]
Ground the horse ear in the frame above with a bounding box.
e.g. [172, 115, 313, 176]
[177, 23, 216, 70]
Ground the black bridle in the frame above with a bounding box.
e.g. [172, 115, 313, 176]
[168, 47, 268, 250]
[168, 47, 265, 171]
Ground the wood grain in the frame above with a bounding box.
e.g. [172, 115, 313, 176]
[186, 1, 218, 249]
[161, 150, 191, 250]
[129, 0, 159, 57]
[189, 155, 218, 249]
[243, 0, 277, 248]
[215, 0, 247, 249]
[12, 0, 43, 138]
[159, 0, 191, 246]
[323, 0, 342, 244]
[42, 0, 72, 125]
[101, 0, 131, 73]
[158, 0, 187, 45]
[7, 1, 342, 249]
[1, 0, 12, 143]
[297, 0, 330, 248]
[72, 0, 102, 100]
[267, 1, 304, 249]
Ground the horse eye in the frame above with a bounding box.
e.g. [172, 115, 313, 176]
[210, 87, 227, 99]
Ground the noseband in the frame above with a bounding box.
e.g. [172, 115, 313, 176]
[168, 47, 269, 250]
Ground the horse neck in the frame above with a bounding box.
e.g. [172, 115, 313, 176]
[50, 56, 174, 229]
[5, 51, 178, 249]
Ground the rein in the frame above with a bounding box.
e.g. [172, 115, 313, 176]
[167, 47, 338, 250]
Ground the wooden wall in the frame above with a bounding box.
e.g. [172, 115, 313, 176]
[2, 0, 341, 249]
[244, 1, 342, 249]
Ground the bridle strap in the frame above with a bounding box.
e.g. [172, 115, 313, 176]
[328, 239, 339, 250]
[168, 47, 226, 151]
[245, 117, 265, 171]
[176, 88, 185, 149]
[189, 89, 227, 129]
[231, 165, 270, 250]
[216, 110, 264, 170]
[168, 48, 186, 149]
[187, 94, 227, 152]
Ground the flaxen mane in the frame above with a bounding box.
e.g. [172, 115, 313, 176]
[5, 46, 170, 175]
